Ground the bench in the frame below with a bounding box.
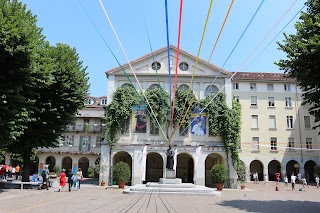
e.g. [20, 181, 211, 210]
[19, 181, 41, 189]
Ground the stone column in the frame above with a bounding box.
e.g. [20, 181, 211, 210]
[99, 144, 110, 185]
[132, 149, 142, 185]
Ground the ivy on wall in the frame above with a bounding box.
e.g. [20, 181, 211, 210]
[105, 88, 241, 166]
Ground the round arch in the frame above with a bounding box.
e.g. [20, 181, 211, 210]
[45, 156, 56, 172]
[268, 160, 281, 181]
[176, 153, 194, 183]
[250, 160, 264, 181]
[304, 160, 317, 182]
[286, 160, 299, 182]
[62, 156, 72, 172]
[205, 85, 219, 97]
[113, 151, 132, 185]
[78, 157, 90, 177]
[146, 152, 163, 182]
[205, 153, 224, 187]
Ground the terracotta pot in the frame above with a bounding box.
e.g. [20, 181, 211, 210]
[118, 181, 126, 188]
[101, 181, 106, 186]
[215, 183, 224, 191]
[240, 185, 245, 189]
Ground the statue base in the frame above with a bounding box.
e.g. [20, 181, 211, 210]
[165, 169, 175, 179]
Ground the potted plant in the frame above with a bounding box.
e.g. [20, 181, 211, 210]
[236, 161, 247, 189]
[113, 161, 131, 188]
[210, 164, 227, 191]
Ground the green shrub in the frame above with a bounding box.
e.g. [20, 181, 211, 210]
[235, 161, 247, 183]
[53, 165, 60, 174]
[87, 166, 95, 178]
[113, 161, 131, 182]
[210, 164, 227, 184]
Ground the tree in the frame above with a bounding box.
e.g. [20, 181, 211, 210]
[0, 0, 45, 145]
[6, 43, 89, 181]
[277, 0, 320, 130]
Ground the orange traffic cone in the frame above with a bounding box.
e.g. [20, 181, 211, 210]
[276, 186, 279, 191]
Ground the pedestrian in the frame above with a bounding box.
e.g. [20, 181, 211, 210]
[75, 168, 83, 190]
[58, 169, 66, 192]
[66, 169, 74, 192]
[315, 176, 319, 188]
[291, 173, 296, 191]
[39, 165, 49, 190]
[275, 173, 280, 185]
[256, 172, 259, 184]
[301, 177, 309, 189]
[15, 165, 20, 180]
[264, 174, 268, 184]
[284, 176, 288, 188]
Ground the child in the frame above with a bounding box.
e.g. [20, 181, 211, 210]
[264, 174, 268, 184]
[284, 176, 288, 188]
[315, 176, 319, 189]
[302, 177, 309, 189]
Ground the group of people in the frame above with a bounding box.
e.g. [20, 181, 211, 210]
[0, 164, 20, 180]
[39, 165, 83, 192]
[252, 172, 259, 184]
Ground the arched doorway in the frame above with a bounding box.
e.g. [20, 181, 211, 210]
[205, 153, 223, 187]
[146, 152, 163, 182]
[304, 160, 316, 182]
[62, 156, 72, 172]
[286, 160, 299, 181]
[250, 160, 264, 181]
[268, 160, 281, 181]
[45, 156, 56, 172]
[30, 156, 39, 175]
[176, 153, 194, 183]
[113, 151, 132, 185]
[78, 157, 89, 177]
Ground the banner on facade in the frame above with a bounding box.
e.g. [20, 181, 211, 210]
[191, 108, 206, 136]
[173, 148, 178, 173]
[132, 104, 147, 133]
[194, 146, 202, 180]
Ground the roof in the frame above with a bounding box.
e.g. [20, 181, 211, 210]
[106, 45, 231, 76]
[232, 72, 296, 82]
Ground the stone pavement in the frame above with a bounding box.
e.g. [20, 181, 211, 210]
[0, 181, 320, 213]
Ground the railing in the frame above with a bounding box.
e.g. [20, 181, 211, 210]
[66, 124, 105, 133]
[38, 144, 101, 154]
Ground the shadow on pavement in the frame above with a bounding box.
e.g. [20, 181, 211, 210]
[218, 200, 320, 213]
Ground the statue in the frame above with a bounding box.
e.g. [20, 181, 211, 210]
[165, 144, 174, 170]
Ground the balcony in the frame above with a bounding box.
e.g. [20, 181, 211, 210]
[66, 124, 105, 133]
[38, 143, 101, 154]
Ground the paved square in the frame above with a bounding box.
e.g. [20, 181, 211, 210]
[1, 182, 320, 213]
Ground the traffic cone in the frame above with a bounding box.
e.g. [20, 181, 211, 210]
[276, 186, 279, 191]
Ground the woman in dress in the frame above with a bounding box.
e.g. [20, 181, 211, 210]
[59, 169, 66, 192]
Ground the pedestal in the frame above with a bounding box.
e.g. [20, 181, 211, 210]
[166, 169, 175, 179]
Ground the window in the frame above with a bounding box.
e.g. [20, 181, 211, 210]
[284, 84, 291, 91]
[267, 84, 274, 91]
[285, 97, 292, 107]
[84, 119, 90, 125]
[205, 85, 219, 97]
[121, 117, 130, 134]
[250, 83, 257, 90]
[80, 135, 91, 148]
[306, 138, 312, 150]
[287, 116, 293, 129]
[96, 136, 102, 147]
[64, 135, 74, 146]
[271, 137, 277, 151]
[268, 97, 275, 107]
[251, 115, 258, 128]
[150, 125, 159, 135]
[251, 96, 257, 106]
[304, 116, 311, 129]
[233, 83, 239, 90]
[178, 84, 189, 91]
[179, 62, 189, 71]
[85, 98, 94, 105]
[252, 137, 259, 151]
[148, 84, 161, 90]
[151, 61, 161, 70]
[269, 115, 276, 129]
[121, 83, 132, 88]
[100, 98, 107, 105]
[288, 138, 295, 151]
[233, 96, 239, 103]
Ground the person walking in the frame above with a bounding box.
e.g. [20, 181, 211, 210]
[75, 168, 83, 190]
[66, 169, 74, 192]
[315, 176, 319, 189]
[284, 176, 289, 188]
[301, 177, 309, 189]
[15, 165, 20, 180]
[291, 173, 296, 191]
[264, 174, 268, 184]
[58, 169, 66, 192]
[39, 165, 49, 190]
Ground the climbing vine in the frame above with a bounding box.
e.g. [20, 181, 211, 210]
[105, 88, 241, 166]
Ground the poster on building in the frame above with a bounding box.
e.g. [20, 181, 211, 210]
[132, 104, 147, 133]
[191, 108, 206, 136]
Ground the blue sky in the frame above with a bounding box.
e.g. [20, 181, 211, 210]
[21, 0, 306, 97]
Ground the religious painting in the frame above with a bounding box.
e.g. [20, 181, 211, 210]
[191, 108, 206, 136]
[132, 104, 147, 133]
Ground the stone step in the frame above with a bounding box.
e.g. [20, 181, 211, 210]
[147, 183, 196, 188]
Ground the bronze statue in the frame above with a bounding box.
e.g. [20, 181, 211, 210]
[165, 144, 174, 170]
